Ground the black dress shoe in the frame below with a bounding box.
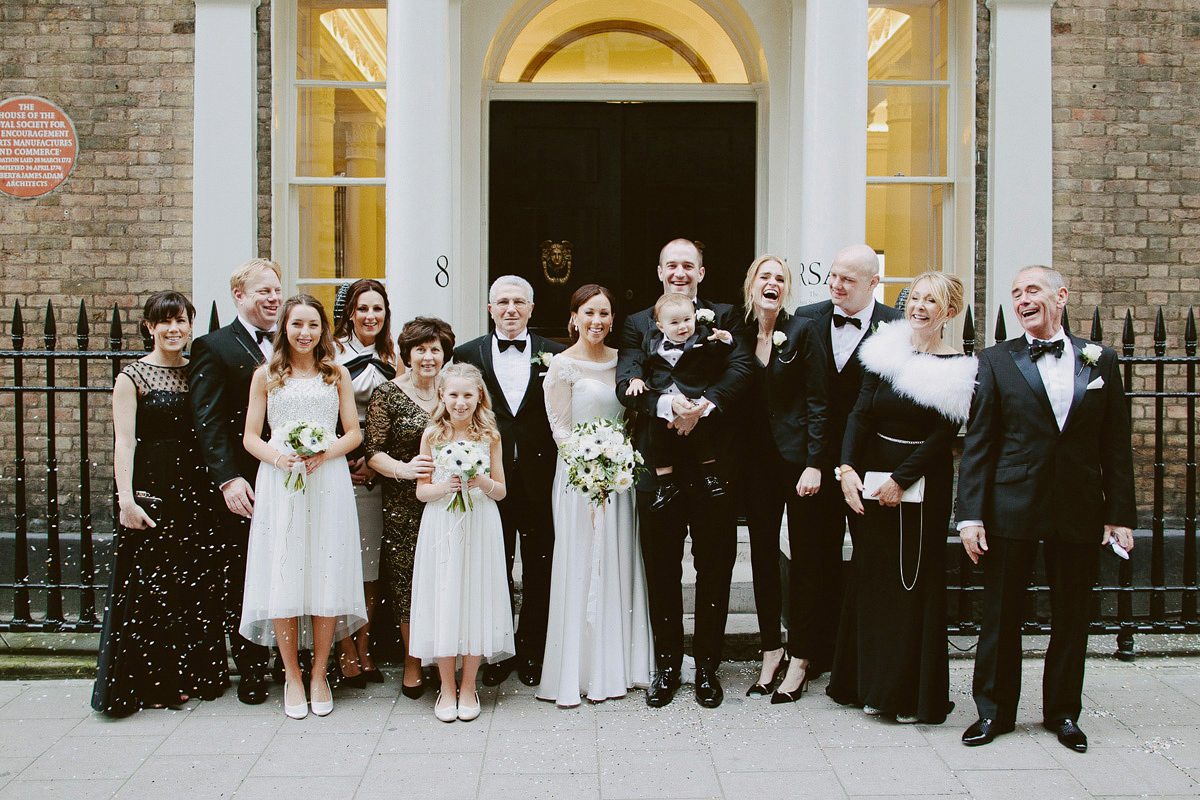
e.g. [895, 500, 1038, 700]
[517, 658, 541, 687]
[236, 673, 269, 705]
[362, 668, 384, 684]
[700, 472, 726, 500]
[770, 676, 808, 705]
[650, 479, 682, 512]
[646, 666, 680, 708]
[694, 667, 724, 708]
[338, 670, 367, 689]
[482, 657, 517, 687]
[962, 717, 1013, 746]
[747, 655, 789, 697]
[1045, 718, 1088, 752]
[401, 680, 426, 700]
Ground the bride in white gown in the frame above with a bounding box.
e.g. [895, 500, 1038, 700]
[538, 285, 654, 707]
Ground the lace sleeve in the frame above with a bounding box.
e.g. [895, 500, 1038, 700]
[543, 356, 578, 445]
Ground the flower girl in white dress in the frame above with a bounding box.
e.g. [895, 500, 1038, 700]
[240, 295, 367, 720]
[410, 363, 514, 722]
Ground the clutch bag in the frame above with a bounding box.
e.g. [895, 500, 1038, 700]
[862, 471, 925, 503]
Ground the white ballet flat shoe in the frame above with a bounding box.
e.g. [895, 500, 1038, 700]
[434, 691, 458, 723]
[283, 681, 308, 720]
[310, 678, 334, 717]
[457, 690, 481, 722]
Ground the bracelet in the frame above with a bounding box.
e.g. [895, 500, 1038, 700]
[274, 453, 284, 469]
[393, 464, 401, 482]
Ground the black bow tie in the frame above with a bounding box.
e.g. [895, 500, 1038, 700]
[254, 329, 272, 344]
[1029, 338, 1065, 361]
[662, 340, 686, 351]
[497, 337, 527, 353]
[833, 314, 862, 330]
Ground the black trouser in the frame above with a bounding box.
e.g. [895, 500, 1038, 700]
[743, 459, 835, 664]
[497, 461, 555, 665]
[636, 483, 737, 671]
[972, 536, 1101, 726]
[219, 512, 270, 676]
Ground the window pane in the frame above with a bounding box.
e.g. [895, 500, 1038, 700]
[866, 183, 947, 305]
[868, 2, 947, 82]
[297, 1, 387, 82]
[867, 85, 947, 177]
[296, 87, 386, 178]
[296, 185, 386, 282]
[533, 32, 704, 84]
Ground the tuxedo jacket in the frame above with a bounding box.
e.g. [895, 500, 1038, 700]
[189, 321, 268, 488]
[955, 334, 1136, 544]
[618, 298, 754, 489]
[632, 326, 733, 400]
[453, 333, 566, 496]
[734, 310, 829, 469]
[794, 299, 902, 458]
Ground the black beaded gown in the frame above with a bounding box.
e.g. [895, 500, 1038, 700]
[92, 360, 229, 715]
[826, 323, 976, 724]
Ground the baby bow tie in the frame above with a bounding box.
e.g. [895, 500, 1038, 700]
[497, 338, 527, 353]
[1029, 338, 1065, 361]
[662, 340, 686, 351]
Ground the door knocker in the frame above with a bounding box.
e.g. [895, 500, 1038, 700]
[540, 240, 572, 285]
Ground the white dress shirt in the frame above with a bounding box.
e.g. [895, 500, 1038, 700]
[831, 304, 874, 372]
[238, 314, 274, 361]
[1028, 328, 1075, 431]
[492, 330, 531, 414]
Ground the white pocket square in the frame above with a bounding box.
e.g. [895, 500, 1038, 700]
[1087, 376, 1105, 390]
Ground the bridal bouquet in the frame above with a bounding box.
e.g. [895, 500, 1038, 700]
[433, 440, 490, 513]
[280, 420, 331, 493]
[558, 417, 643, 507]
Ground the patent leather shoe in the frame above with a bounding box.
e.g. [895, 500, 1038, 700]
[482, 657, 517, 687]
[700, 472, 726, 499]
[237, 673, 270, 705]
[646, 666, 680, 708]
[747, 654, 789, 697]
[517, 658, 541, 687]
[650, 480, 682, 512]
[1045, 718, 1088, 753]
[694, 667, 724, 708]
[962, 717, 1013, 746]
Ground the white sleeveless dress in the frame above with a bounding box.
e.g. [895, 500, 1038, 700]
[239, 374, 367, 648]
[408, 441, 515, 664]
[537, 354, 654, 706]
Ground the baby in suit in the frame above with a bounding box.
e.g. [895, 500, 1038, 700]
[626, 292, 733, 510]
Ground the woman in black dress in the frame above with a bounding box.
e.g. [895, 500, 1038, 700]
[365, 317, 454, 698]
[828, 272, 977, 724]
[732, 255, 830, 703]
[93, 291, 229, 715]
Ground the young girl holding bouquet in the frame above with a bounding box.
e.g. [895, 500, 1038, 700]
[240, 295, 367, 720]
[410, 363, 514, 722]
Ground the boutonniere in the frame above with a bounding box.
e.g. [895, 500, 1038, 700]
[772, 330, 788, 351]
[1077, 343, 1101, 374]
[532, 351, 553, 368]
[695, 308, 716, 325]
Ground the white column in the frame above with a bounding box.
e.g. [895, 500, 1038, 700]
[192, 0, 261, 328]
[790, 0, 869, 306]
[986, 0, 1054, 321]
[387, 0, 455, 325]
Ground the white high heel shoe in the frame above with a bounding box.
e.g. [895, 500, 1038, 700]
[310, 677, 334, 717]
[434, 690, 458, 723]
[283, 680, 308, 720]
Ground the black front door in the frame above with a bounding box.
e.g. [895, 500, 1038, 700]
[489, 101, 756, 338]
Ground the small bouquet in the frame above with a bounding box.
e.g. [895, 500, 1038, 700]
[558, 417, 643, 507]
[433, 440, 491, 513]
[280, 420, 331, 493]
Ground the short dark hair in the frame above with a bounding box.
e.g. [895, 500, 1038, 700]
[143, 291, 195, 327]
[396, 316, 456, 368]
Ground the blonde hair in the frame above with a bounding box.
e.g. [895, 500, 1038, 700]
[741, 254, 792, 320]
[907, 271, 964, 327]
[266, 295, 339, 392]
[653, 292, 695, 323]
[425, 363, 501, 449]
[229, 258, 282, 295]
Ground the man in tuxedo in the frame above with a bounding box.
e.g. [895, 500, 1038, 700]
[794, 243, 901, 674]
[454, 275, 565, 687]
[957, 266, 1135, 753]
[189, 258, 282, 704]
[617, 238, 754, 708]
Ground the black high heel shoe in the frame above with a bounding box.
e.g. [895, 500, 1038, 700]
[746, 654, 790, 697]
[770, 675, 809, 705]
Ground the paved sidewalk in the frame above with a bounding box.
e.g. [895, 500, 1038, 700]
[0, 657, 1197, 799]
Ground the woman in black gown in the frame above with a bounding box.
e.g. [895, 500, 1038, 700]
[93, 291, 229, 715]
[827, 272, 976, 724]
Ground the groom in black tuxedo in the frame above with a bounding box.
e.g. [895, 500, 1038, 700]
[957, 265, 1135, 753]
[454, 275, 565, 687]
[617, 238, 754, 708]
[189, 258, 282, 704]
[794, 244, 900, 674]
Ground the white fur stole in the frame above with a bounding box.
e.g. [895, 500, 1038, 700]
[857, 320, 978, 424]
